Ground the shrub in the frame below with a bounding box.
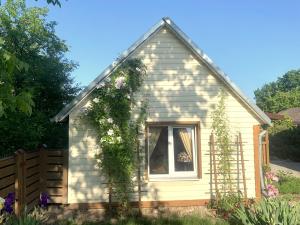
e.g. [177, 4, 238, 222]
[231, 197, 300, 225]
[268, 118, 300, 161]
[208, 192, 245, 220]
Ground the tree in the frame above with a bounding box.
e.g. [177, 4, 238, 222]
[254, 70, 300, 112]
[0, 0, 79, 156]
[0, 38, 33, 117]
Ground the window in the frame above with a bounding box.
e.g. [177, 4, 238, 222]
[147, 124, 199, 179]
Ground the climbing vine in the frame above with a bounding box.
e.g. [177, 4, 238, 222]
[212, 89, 234, 193]
[85, 59, 147, 213]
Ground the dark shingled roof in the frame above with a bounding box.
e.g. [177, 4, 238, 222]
[265, 112, 285, 121]
[279, 107, 300, 125]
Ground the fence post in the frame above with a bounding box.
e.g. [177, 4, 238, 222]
[265, 132, 270, 165]
[14, 149, 25, 216]
[40, 148, 47, 194]
[62, 150, 68, 204]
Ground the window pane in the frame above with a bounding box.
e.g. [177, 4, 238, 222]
[173, 127, 194, 172]
[149, 126, 169, 174]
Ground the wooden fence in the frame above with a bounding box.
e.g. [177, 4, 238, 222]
[0, 149, 68, 215]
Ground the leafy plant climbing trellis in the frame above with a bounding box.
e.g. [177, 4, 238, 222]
[211, 89, 234, 193]
[85, 58, 147, 214]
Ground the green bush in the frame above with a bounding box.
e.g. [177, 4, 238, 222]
[208, 192, 245, 220]
[277, 171, 300, 194]
[231, 197, 300, 225]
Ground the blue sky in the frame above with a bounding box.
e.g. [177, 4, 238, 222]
[28, 0, 300, 99]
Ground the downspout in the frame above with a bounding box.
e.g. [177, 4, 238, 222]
[259, 130, 268, 197]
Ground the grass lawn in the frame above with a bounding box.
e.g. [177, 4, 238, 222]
[278, 174, 300, 195]
[57, 215, 229, 225]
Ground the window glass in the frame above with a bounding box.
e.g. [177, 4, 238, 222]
[149, 126, 168, 174]
[173, 127, 194, 172]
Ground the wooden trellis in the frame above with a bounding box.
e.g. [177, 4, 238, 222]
[209, 132, 247, 200]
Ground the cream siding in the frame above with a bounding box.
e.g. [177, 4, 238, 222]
[67, 27, 260, 204]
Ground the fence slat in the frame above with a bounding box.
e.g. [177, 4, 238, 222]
[47, 157, 63, 164]
[27, 166, 40, 178]
[0, 174, 15, 189]
[47, 165, 63, 172]
[47, 150, 64, 156]
[0, 165, 15, 178]
[0, 184, 15, 197]
[46, 187, 63, 196]
[25, 151, 40, 160]
[49, 196, 63, 204]
[47, 180, 63, 188]
[0, 157, 15, 168]
[47, 172, 63, 180]
[26, 189, 40, 204]
[26, 157, 39, 169]
[26, 173, 40, 187]
[26, 181, 40, 195]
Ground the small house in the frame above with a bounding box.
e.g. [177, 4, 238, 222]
[53, 18, 271, 209]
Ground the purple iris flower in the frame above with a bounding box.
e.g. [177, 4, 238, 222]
[4, 193, 15, 214]
[39, 192, 50, 208]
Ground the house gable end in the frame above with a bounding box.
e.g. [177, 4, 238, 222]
[53, 17, 270, 125]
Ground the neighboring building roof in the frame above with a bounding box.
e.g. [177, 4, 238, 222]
[265, 112, 285, 121]
[279, 107, 300, 125]
[52, 17, 271, 125]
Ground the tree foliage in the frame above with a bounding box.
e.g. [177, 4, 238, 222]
[254, 70, 300, 113]
[267, 117, 300, 161]
[0, 38, 33, 117]
[0, 0, 79, 156]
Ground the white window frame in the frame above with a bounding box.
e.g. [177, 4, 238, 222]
[148, 125, 198, 180]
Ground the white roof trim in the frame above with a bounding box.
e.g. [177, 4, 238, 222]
[52, 17, 271, 125]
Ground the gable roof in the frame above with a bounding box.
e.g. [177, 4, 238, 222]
[52, 17, 271, 125]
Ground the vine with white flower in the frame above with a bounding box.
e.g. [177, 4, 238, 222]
[85, 59, 147, 213]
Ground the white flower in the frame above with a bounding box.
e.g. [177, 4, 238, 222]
[107, 118, 113, 123]
[93, 98, 99, 103]
[114, 76, 126, 89]
[116, 137, 122, 142]
[107, 129, 114, 136]
[0, 81, 4, 85]
[96, 82, 105, 89]
[136, 67, 141, 72]
[126, 94, 131, 99]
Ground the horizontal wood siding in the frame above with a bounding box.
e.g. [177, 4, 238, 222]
[68, 27, 261, 204]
